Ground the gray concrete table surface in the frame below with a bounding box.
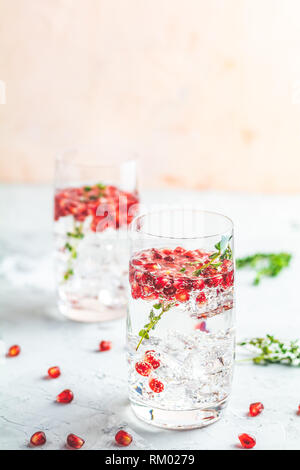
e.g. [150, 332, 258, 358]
[0, 184, 300, 450]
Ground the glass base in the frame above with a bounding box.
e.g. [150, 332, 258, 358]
[130, 400, 228, 430]
[58, 298, 126, 322]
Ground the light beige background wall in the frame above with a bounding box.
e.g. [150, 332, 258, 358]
[1, 0, 300, 191]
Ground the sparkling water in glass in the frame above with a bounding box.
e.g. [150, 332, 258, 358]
[54, 148, 139, 322]
[127, 209, 235, 429]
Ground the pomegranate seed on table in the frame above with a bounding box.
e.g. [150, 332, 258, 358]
[67, 433, 85, 449]
[135, 361, 152, 376]
[238, 433, 256, 449]
[249, 402, 264, 417]
[115, 430, 133, 447]
[56, 389, 74, 404]
[99, 340, 112, 351]
[8, 345, 20, 357]
[30, 431, 46, 446]
[144, 351, 160, 369]
[149, 378, 164, 393]
[195, 321, 209, 332]
[48, 366, 61, 378]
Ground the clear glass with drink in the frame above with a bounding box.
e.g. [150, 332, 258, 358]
[54, 148, 139, 322]
[127, 209, 235, 429]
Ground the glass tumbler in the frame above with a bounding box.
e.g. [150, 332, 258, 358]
[127, 209, 235, 429]
[54, 148, 139, 322]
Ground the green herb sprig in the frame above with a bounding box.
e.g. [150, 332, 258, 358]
[193, 235, 232, 276]
[67, 224, 84, 240]
[236, 253, 291, 285]
[136, 301, 175, 350]
[238, 335, 300, 366]
[63, 223, 84, 282]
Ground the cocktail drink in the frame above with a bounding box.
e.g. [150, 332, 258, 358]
[127, 210, 235, 429]
[54, 149, 139, 322]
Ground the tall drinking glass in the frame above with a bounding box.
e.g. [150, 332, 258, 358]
[127, 209, 235, 429]
[54, 148, 139, 322]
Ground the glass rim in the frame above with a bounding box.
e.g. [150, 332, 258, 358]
[56, 146, 139, 169]
[131, 208, 234, 240]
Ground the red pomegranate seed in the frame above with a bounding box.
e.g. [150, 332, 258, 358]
[238, 433, 256, 449]
[99, 340, 112, 351]
[163, 285, 176, 296]
[174, 246, 186, 254]
[56, 389, 74, 404]
[195, 321, 209, 332]
[8, 345, 20, 357]
[67, 433, 85, 449]
[115, 430, 133, 447]
[144, 263, 159, 271]
[149, 378, 164, 393]
[144, 351, 160, 369]
[30, 431, 46, 446]
[152, 249, 163, 259]
[154, 276, 169, 290]
[196, 292, 206, 304]
[48, 366, 61, 379]
[249, 402, 264, 417]
[175, 290, 190, 302]
[135, 361, 152, 376]
[192, 279, 205, 290]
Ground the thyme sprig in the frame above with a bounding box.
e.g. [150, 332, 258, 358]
[63, 223, 84, 282]
[136, 301, 175, 350]
[236, 253, 291, 285]
[193, 235, 232, 276]
[238, 335, 300, 366]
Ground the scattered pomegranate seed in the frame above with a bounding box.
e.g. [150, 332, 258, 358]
[99, 341, 112, 351]
[249, 402, 264, 417]
[67, 433, 85, 449]
[135, 361, 152, 376]
[56, 389, 74, 404]
[115, 430, 133, 447]
[238, 433, 256, 449]
[48, 366, 61, 379]
[195, 321, 209, 332]
[149, 378, 164, 393]
[144, 351, 160, 369]
[8, 345, 20, 357]
[30, 431, 46, 446]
